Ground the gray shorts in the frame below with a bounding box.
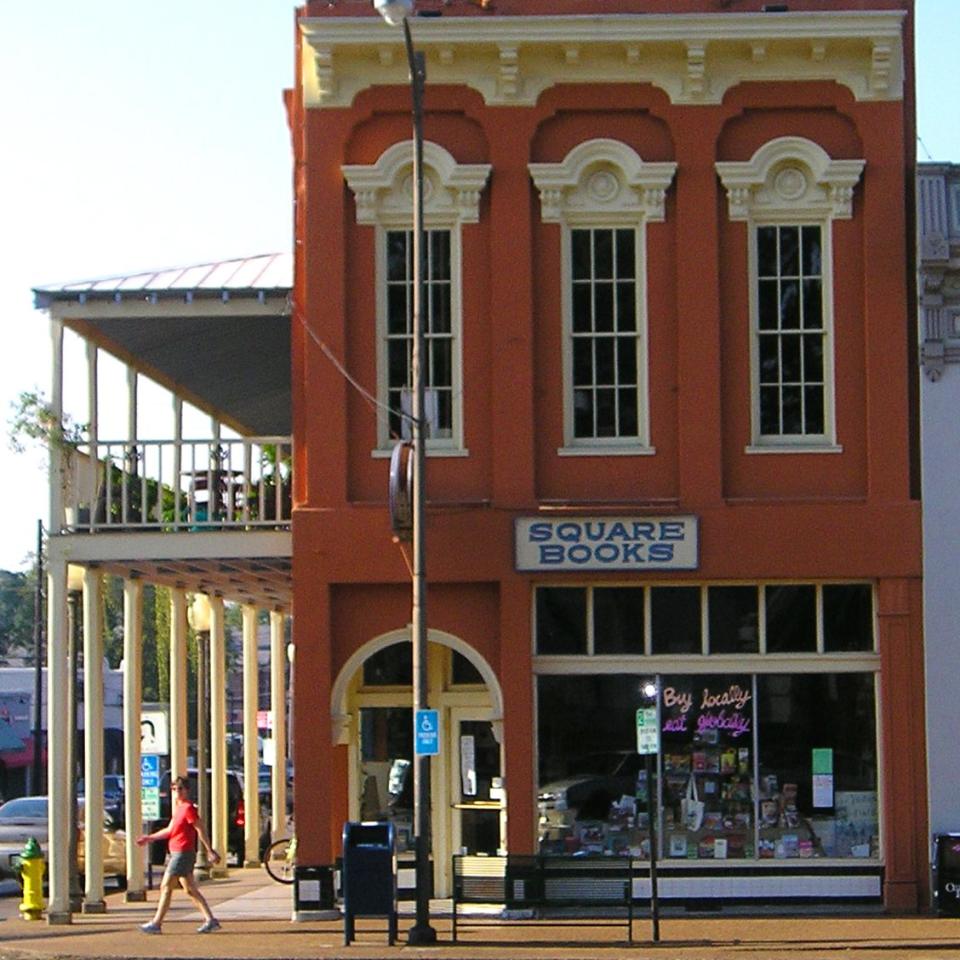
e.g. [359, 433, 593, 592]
[165, 850, 197, 877]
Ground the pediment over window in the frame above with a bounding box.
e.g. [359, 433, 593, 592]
[716, 136, 865, 222]
[342, 141, 491, 227]
[529, 139, 677, 225]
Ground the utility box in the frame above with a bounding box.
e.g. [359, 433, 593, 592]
[342, 821, 397, 944]
[933, 834, 960, 916]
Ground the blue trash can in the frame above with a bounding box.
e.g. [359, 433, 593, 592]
[342, 821, 397, 944]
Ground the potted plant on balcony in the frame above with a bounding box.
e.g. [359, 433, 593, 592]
[7, 389, 97, 527]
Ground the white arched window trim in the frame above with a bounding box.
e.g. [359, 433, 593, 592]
[343, 142, 491, 455]
[530, 139, 677, 455]
[716, 137, 865, 452]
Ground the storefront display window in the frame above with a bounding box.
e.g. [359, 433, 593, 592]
[593, 587, 644, 654]
[765, 585, 816, 652]
[823, 584, 874, 651]
[536, 670, 878, 861]
[708, 586, 759, 653]
[650, 586, 701, 654]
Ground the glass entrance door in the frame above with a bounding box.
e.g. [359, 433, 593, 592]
[451, 716, 503, 856]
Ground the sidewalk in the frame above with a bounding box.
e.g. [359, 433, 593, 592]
[2, 868, 960, 960]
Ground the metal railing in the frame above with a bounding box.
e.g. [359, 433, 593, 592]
[60, 437, 292, 533]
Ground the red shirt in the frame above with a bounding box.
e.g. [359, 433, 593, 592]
[168, 800, 199, 853]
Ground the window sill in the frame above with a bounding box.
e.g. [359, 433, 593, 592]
[744, 443, 843, 455]
[557, 445, 657, 458]
[372, 446, 470, 459]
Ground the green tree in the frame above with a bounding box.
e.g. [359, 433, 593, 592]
[0, 568, 37, 657]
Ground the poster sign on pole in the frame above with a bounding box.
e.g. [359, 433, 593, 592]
[414, 709, 439, 756]
[636, 707, 659, 755]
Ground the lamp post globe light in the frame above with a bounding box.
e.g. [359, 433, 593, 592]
[373, 0, 435, 945]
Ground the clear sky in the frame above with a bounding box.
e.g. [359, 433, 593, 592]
[0, 1, 956, 571]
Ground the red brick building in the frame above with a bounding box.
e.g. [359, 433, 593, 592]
[290, 0, 924, 909]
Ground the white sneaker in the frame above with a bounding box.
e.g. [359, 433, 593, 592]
[140, 922, 162, 934]
[197, 918, 221, 933]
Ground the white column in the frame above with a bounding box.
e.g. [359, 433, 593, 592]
[169, 589, 188, 777]
[122, 579, 145, 901]
[82, 569, 106, 912]
[49, 319, 64, 531]
[85, 341, 98, 521]
[46, 558, 71, 923]
[242, 605, 261, 866]
[209, 596, 228, 875]
[269, 610, 288, 839]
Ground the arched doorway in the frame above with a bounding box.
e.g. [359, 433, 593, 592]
[331, 629, 504, 898]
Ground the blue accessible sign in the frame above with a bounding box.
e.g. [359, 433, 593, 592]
[414, 709, 440, 756]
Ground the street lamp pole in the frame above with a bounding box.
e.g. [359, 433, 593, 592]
[374, 0, 435, 944]
[189, 594, 212, 879]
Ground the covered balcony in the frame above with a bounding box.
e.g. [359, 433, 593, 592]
[32, 254, 296, 919]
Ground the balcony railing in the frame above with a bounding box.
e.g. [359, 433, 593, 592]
[59, 437, 292, 533]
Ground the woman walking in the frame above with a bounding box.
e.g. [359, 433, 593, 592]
[136, 775, 222, 933]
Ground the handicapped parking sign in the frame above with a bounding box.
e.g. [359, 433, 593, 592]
[414, 709, 440, 756]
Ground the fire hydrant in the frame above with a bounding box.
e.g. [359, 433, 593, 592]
[18, 837, 45, 920]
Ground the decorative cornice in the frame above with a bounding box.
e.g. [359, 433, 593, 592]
[342, 140, 492, 226]
[529, 138, 677, 225]
[716, 136, 865, 222]
[299, 11, 905, 109]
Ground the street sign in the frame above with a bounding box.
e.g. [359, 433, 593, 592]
[414, 709, 440, 756]
[141, 754, 161, 819]
[636, 707, 660, 755]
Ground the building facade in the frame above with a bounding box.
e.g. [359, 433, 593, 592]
[918, 161, 960, 850]
[291, 0, 925, 908]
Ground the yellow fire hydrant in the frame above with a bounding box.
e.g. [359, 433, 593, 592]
[18, 837, 45, 920]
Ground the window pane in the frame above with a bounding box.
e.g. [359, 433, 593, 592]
[388, 338, 409, 389]
[758, 280, 779, 331]
[595, 337, 615, 384]
[616, 338, 637, 385]
[765, 585, 816, 653]
[572, 230, 591, 280]
[802, 225, 821, 276]
[804, 385, 824, 434]
[435, 390, 452, 436]
[616, 283, 636, 332]
[431, 339, 452, 390]
[781, 385, 803, 434]
[429, 230, 450, 280]
[651, 587, 701, 654]
[760, 386, 780, 434]
[757, 674, 878, 859]
[387, 286, 408, 335]
[780, 280, 800, 329]
[596, 388, 616, 436]
[708, 586, 758, 653]
[573, 338, 593, 386]
[802, 335, 823, 382]
[594, 230, 613, 279]
[618, 388, 638, 436]
[615, 230, 635, 279]
[363, 642, 412, 685]
[759, 335, 779, 385]
[594, 283, 614, 332]
[823, 584, 874, 651]
[430, 283, 451, 334]
[779, 226, 800, 276]
[572, 284, 591, 333]
[574, 390, 594, 437]
[536, 588, 587, 654]
[452, 651, 483, 685]
[387, 231, 408, 281]
[781, 334, 801, 383]
[758, 227, 778, 277]
[594, 587, 645, 654]
[802, 279, 823, 329]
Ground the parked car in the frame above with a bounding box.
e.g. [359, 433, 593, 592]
[148, 769, 255, 865]
[77, 775, 125, 820]
[538, 751, 644, 836]
[0, 795, 126, 884]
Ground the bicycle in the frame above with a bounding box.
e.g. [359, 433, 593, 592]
[262, 834, 296, 884]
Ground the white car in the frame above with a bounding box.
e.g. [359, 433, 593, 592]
[0, 796, 126, 883]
